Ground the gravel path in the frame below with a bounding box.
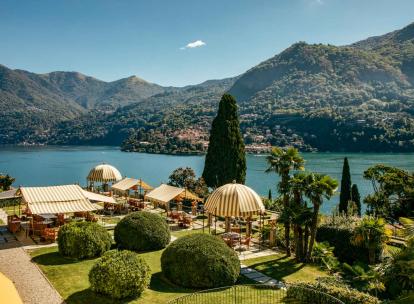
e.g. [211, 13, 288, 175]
[0, 247, 63, 304]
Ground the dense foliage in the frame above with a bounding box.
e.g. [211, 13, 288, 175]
[161, 234, 240, 288]
[114, 211, 170, 251]
[339, 157, 351, 214]
[317, 220, 372, 264]
[57, 222, 112, 259]
[363, 164, 414, 219]
[351, 217, 391, 264]
[288, 280, 380, 304]
[202, 93, 246, 187]
[89, 250, 151, 299]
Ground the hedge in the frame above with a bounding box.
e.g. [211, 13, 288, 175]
[89, 250, 151, 299]
[114, 211, 170, 251]
[287, 282, 380, 304]
[57, 221, 112, 259]
[316, 225, 378, 264]
[161, 233, 240, 288]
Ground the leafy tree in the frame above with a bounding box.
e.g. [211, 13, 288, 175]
[202, 94, 246, 188]
[352, 184, 362, 216]
[339, 157, 352, 214]
[266, 147, 304, 256]
[363, 165, 414, 219]
[168, 167, 208, 198]
[0, 174, 15, 191]
[168, 167, 196, 189]
[352, 216, 391, 264]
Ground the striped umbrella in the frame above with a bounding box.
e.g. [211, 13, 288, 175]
[87, 164, 122, 183]
[204, 183, 265, 217]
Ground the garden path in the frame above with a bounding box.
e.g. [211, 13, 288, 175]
[240, 263, 285, 287]
[0, 245, 62, 304]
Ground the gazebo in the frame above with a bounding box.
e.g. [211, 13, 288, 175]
[87, 163, 122, 192]
[145, 184, 201, 212]
[204, 182, 265, 248]
[111, 177, 153, 198]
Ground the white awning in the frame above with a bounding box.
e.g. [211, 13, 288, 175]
[145, 184, 184, 205]
[20, 184, 98, 215]
[82, 189, 116, 204]
[111, 177, 153, 192]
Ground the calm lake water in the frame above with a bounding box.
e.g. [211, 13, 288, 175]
[0, 146, 413, 214]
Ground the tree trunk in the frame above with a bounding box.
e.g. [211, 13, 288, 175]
[306, 202, 320, 261]
[285, 222, 291, 256]
[303, 225, 309, 259]
[296, 226, 304, 261]
[369, 247, 376, 265]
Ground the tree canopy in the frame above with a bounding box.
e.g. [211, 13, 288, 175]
[202, 94, 246, 188]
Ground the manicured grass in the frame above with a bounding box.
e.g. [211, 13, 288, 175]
[242, 254, 328, 284]
[29, 229, 248, 304]
[30, 245, 192, 304]
[29, 229, 316, 303]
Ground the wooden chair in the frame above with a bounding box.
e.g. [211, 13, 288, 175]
[240, 237, 251, 250]
[42, 228, 58, 242]
[231, 226, 241, 233]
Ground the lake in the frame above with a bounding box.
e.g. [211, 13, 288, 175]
[0, 146, 413, 214]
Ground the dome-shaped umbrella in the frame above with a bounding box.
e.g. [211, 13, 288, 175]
[87, 164, 122, 183]
[204, 183, 264, 217]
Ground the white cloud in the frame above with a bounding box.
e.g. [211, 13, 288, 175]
[180, 40, 206, 50]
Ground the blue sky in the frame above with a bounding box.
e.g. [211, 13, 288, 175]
[1, 0, 413, 86]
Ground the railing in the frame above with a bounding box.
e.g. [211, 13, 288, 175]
[167, 284, 345, 304]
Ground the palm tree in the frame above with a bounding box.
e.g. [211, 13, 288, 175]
[289, 172, 313, 261]
[266, 147, 304, 256]
[352, 216, 391, 264]
[302, 173, 338, 261]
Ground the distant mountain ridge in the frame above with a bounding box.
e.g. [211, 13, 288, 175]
[1, 21, 414, 152]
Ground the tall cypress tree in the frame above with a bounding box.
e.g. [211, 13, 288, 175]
[202, 94, 246, 188]
[351, 184, 361, 216]
[339, 157, 352, 214]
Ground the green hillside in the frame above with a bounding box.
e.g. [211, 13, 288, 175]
[1, 21, 414, 152]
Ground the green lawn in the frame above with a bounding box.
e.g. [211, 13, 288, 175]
[242, 254, 327, 284]
[28, 229, 321, 304]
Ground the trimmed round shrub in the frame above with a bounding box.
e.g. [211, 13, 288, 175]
[58, 221, 112, 259]
[114, 211, 170, 251]
[89, 250, 151, 299]
[161, 233, 240, 288]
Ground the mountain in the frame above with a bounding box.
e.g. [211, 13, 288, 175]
[1, 22, 414, 152]
[351, 21, 414, 84]
[0, 65, 169, 143]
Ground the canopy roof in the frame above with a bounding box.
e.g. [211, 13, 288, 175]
[204, 183, 265, 217]
[177, 189, 202, 202]
[0, 189, 19, 201]
[20, 185, 99, 215]
[112, 178, 153, 192]
[145, 184, 201, 204]
[87, 164, 122, 183]
[82, 189, 116, 204]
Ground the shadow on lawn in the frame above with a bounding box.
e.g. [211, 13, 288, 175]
[65, 288, 135, 304]
[150, 272, 193, 294]
[31, 251, 79, 266]
[247, 255, 305, 281]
